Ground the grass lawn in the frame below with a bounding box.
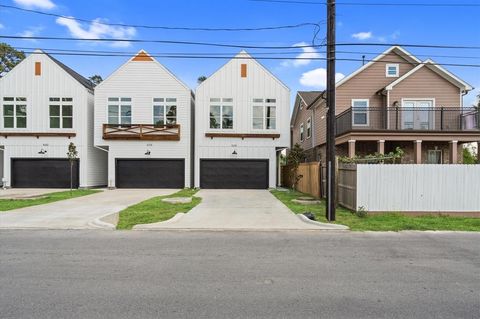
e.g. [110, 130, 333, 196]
[0, 189, 101, 211]
[117, 188, 201, 230]
[271, 189, 480, 232]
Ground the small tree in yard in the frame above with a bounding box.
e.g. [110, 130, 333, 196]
[286, 143, 306, 190]
[67, 142, 78, 194]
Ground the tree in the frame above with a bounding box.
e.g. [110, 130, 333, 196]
[463, 146, 478, 164]
[285, 143, 306, 190]
[88, 74, 103, 87]
[0, 43, 25, 77]
[66, 142, 78, 194]
[197, 76, 207, 84]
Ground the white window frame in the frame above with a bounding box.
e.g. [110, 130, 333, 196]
[352, 99, 370, 126]
[252, 98, 277, 130]
[152, 98, 177, 126]
[300, 123, 304, 142]
[107, 97, 132, 125]
[209, 98, 233, 130]
[386, 64, 399, 77]
[306, 117, 311, 139]
[2, 97, 27, 129]
[49, 97, 73, 129]
[427, 149, 443, 164]
[401, 98, 435, 130]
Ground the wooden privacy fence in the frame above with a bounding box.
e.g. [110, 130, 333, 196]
[281, 162, 323, 198]
[337, 163, 357, 211]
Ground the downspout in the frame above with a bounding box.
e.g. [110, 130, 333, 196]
[190, 93, 195, 189]
[311, 107, 316, 157]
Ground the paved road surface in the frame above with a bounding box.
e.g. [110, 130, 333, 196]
[1, 230, 478, 319]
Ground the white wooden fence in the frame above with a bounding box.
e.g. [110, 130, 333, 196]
[356, 165, 480, 212]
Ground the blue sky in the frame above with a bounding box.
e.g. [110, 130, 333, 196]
[1, 0, 479, 107]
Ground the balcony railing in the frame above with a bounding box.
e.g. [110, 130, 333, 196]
[336, 107, 480, 136]
[103, 124, 180, 141]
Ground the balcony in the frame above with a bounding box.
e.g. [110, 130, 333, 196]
[336, 107, 480, 137]
[103, 124, 180, 141]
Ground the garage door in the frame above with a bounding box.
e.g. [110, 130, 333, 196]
[11, 158, 79, 188]
[116, 159, 184, 188]
[200, 159, 268, 189]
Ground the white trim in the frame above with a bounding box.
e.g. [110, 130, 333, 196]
[385, 59, 473, 91]
[336, 46, 421, 88]
[106, 97, 132, 125]
[400, 98, 435, 130]
[385, 64, 399, 77]
[351, 99, 370, 126]
[208, 98, 234, 131]
[300, 123, 304, 142]
[306, 117, 312, 139]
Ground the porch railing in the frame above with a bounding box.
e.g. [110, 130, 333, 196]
[103, 124, 180, 141]
[336, 107, 479, 136]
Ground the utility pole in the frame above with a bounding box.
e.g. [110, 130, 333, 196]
[326, 0, 336, 221]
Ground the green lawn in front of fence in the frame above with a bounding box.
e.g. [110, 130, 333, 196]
[271, 189, 480, 231]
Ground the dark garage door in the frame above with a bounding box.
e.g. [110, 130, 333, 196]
[200, 159, 268, 189]
[11, 158, 79, 188]
[116, 159, 184, 188]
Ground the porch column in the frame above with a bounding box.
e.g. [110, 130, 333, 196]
[377, 140, 385, 155]
[414, 140, 422, 164]
[348, 140, 356, 158]
[449, 140, 458, 164]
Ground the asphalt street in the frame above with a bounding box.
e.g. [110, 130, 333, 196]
[0, 230, 478, 319]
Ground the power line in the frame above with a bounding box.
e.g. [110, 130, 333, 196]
[0, 4, 323, 32]
[250, 0, 480, 7]
[17, 50, 480, 68]
[3, 35, 480, 50]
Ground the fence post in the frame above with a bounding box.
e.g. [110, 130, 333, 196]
[440, 107, 444, 130]
[395, 107, 399, 130]
[335, 157, 339, 206]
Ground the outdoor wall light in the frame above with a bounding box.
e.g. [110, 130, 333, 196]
[38, 149, 47, 154]
[145, 150, 151, 155]
[232, 150, 238, 155]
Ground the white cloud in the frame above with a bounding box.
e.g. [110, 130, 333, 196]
[0, 23, 4, 29]
[300, 68, 345, 88]
[18, 26, 44, 42]
[13, 0, 56, 9]
[56, 17, 136, 47]
[281, 42, 321, 67]
[351, 32, 372, 40]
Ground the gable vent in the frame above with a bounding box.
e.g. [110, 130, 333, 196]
[241, 64, 247, 78]
[35, 62, 41, 76]
[132, 51, 154, 61]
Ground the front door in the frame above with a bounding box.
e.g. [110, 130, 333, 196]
[402, 100, 434, 130]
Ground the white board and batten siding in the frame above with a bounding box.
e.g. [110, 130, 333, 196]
[357, 164, 480, 212]
[0, 50, 106, 187]
[94, 51, 193, 188]
[195, 51, 290, 188]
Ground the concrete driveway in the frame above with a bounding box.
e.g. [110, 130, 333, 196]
[0, 188, 68, 199]
[0, 189, 177, 230]
[135, 189, 347, 231]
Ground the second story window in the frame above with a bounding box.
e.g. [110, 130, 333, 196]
[252, 98, 276, 130]
[49, 98, 73, 129]
[306, 117, 311, 139]
[352, 99, 369, 126]
[300, 123, 304, 141]
[386, 64, 399, 77]
[3, 97, 27, 128]
[153, 98, 177, 126]
[108, 97, 131, 125]
[210, 98, 233, 129]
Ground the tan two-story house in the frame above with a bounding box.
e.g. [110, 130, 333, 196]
[291, 46, 478, 164]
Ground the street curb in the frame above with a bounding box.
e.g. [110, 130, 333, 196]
[133, 213, 186, 230]
[296, 214, 350, 230]
[88, 212, 118, 230]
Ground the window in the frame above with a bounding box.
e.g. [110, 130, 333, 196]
[49, 97, 73, 128]
[386, 64, 399, 77]
[306, 117, 311, 139]
[209, 98, 233, 129]
[352, 99, 369, 126]
[108, 97, 131, 125]
[252, 98, 276, 130]
[300, 123, 304, 141]
[3, 97, 27, 128]
[153, 98, 177, 126]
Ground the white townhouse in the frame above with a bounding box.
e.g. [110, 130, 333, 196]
[94, 51, 193, 188]
[0, 50, 106, 188]
[195, 51, 290, 189]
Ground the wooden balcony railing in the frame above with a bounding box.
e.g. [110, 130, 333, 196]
[103, 124, 180, 141]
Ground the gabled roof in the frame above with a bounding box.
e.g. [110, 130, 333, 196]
[96, 50, 191, 92]
[336, 46, 421, 88]
[196, 50, 290, 91]
[41, 50, 93, 90]
[290, 91, 322, 126]
[384, 59, 474, 92]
